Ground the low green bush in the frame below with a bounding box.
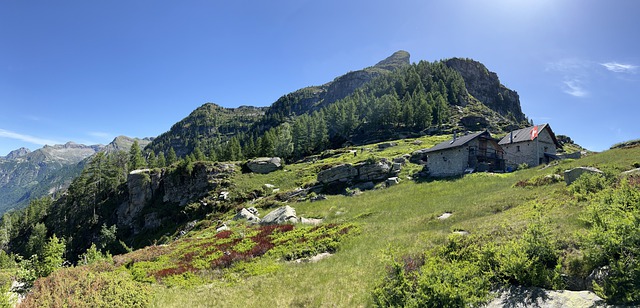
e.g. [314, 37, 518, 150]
[372, 221, 563, 307]
[580, 179, 640, 304]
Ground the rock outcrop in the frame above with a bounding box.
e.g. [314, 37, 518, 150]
[317, 159, 401, 192]
[564, 167, 604, 185]
[445, 58, 526, 122]
[486, 286, 607, 308]
[260, 206, 297, 225]
[118, 162, 235, 233]
[246, 157, 283, 174]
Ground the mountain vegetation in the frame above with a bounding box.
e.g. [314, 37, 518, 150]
[143, 51, 530, 165]
[1, 50, 628, 307]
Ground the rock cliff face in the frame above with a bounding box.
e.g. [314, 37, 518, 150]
[444, 58, 526, 122]
[118, 162, 235, 233]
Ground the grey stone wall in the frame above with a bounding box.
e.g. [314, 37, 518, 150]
[427, 146, 470, 177]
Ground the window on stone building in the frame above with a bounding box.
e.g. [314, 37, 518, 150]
[516, 145, 520, 152]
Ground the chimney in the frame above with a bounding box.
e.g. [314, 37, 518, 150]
[510, 131, 513, 143]
[453, 131, 457, 141]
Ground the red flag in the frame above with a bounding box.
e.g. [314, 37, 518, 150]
[530, 125, 539, 140]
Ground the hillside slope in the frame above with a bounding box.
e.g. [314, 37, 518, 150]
[11, 134, 640, 307]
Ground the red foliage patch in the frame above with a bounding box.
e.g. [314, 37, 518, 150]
[154, 265, 191, 279]
[215, 230, 233, 239]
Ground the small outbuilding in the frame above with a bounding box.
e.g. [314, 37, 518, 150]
[418, 131, 505, 177]
[498, 124, 562, 168]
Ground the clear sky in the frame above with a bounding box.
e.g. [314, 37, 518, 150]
[1, 0, 639, 156]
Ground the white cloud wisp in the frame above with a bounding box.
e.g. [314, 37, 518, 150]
[0, 129, 61, 146]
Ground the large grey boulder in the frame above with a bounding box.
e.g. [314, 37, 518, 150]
[486, 286, 607, 308]
[247, 157, 283, 174]
[234, 208, 260, 223]
[260, 206, 297, 225]
[317, 164, 358, 184]
[564, 167, 604, 185]
[357, 161, 394, 182]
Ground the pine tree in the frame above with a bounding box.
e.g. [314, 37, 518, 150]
[147, 151, 157, 168]
[129, 140, 145, 170]
[167, 147, 178, 166]
[273, 123, 294, 158]
[157, 152, 166, 168]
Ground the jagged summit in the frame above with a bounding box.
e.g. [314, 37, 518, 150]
[444, 58, 526, 122]
[373, 50, 410, 70]
[3, 147, 31, 160]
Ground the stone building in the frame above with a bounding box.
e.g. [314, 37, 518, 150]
[498, 124, 562, 168]
[415, 131, 505, 177]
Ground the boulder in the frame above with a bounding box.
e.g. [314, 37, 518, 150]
[310, 194, 327, 202]
[247, 157, 283, 174]
[300, 217, 323, 225]
[385, 177, 400, 187]
[410, 148, 430, 164]
[392, 156, 407, 165]
[317, 164, 358, 184]
[564, 167, 604, 185]
[357, 161, 392, 182]
[377, 142, 398, 150]
[260, 206, 297, 225]
[234, 208, 260, 223]
[351, 181, 375, 191]
[622, 167, 640, 176]
[485, 286, 606, 308]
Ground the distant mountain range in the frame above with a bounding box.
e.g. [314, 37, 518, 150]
[0, 137, 151, 214]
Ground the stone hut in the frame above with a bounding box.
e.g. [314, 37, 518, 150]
[416, 131, 505, 177]
[498, 124, 562, 168]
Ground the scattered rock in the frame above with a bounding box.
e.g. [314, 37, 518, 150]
[621, 167, 640, 176]
[485, 285, 607, 308]
[412, 140, 423, 145]
[216, 224, 230, 233]
[393, 157, 407, 165]
[310, 194, 327, 202]
[300, 217, 323, 225]
[246, 207, 259, 216]
[377, 142, 398, 150]
[264, 184, 275, 189]
[437, 212, 452, 220]
[260, 206, 297, 225]
[234, 208, 260, 223]
[453, 230, 469, 236]
[564, 167, 604, 185]
[246, 157, 283, 174]
[545, 174, 563, 182]
[385, 177, 400, 187]
[291, 252, 333, 263]
[585, 266, 610, 292]
[218, 191, 229, 200]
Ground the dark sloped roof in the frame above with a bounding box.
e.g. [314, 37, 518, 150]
[498, 123, 562, 148]
[423, 131, 490, 153]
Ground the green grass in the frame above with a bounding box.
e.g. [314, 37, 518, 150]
[150, 140, 640, 307]
[22, 135, 640, 306]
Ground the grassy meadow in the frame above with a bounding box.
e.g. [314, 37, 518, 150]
[16, 135, 640, 307]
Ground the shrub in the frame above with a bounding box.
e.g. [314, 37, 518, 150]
[19, 267, 151, 308]
[569, 172, 608, 201]
[580, 179, 640, 304]
[517, 163, 529, 170]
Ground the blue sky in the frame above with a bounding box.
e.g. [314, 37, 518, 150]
[1, 0, 639, 155]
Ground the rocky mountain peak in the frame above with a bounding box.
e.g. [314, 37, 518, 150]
[4, 147, 31, 160]
[374, 50, 411, 70]
[444, 58, 526, 122]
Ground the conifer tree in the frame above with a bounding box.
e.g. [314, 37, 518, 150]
[128, 140, 145, 170]
[167, 147, 178, 166]
[157, 152, 166, 168]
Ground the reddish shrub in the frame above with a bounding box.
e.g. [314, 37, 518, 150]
[215, 230, 233, 239]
